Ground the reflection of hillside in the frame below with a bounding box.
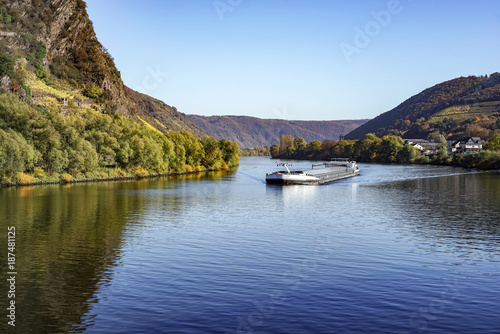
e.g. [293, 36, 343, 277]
[0, 170, 238, 333]
[131, 170, 237, 223]
[371, 173, 500, 254]
[0, 181, 149, 333]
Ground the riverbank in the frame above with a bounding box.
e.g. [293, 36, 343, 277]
[0, 166, 234, 189]
[271, 134, 500, 171]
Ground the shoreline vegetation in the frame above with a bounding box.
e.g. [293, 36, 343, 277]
[268, 134, 500, 170]
[0, 166, 234, 188]
[0, 94, 239, 188]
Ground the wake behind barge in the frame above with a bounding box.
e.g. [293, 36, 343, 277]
[265, 159, 359, 185]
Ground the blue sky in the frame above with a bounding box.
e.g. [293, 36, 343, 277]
[85, 0, 500, 120]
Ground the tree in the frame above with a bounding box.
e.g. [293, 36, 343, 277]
[0, 129, 36, 180]
[180, 131, 205, 167]
[278, 134, 294, 157]
[436, 144, 449, 161]
[306, 140, 322, 158]
[32, 44, 47, 80]
[84, 111, 119, 166]
[67, 138, 98, 174]
[201, 136, 223, 170]
[293, 137, 307, 158]
[378, 135, 404, 163]
[484, 134, 500, 151]
[354, 133, 381, 162]
[84, 83, 104, 100]
[322, 140, 336, 152]
[270, 145, 279, 157]
[428, 132, 447, 145]
[397, 144, 421, 163]
[219, 138, 239, 167]
[332, 140, 355, 158]
[0, 54, 14, 78]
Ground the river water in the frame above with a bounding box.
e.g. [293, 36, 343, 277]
[1, 157, 499, 333]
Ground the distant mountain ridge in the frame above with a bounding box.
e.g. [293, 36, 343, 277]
[188, 115, 368, 148]
[346, 73, 500, 140]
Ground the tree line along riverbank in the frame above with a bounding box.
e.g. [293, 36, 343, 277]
[269, 134, 500, 170]
[0, 94, 239, 187]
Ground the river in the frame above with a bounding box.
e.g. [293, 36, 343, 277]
[1, 157, 499, 333]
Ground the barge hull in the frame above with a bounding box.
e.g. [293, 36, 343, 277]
[313, 169, 359, 185]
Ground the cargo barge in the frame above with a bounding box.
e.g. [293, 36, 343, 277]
[265, 159, 359, 185]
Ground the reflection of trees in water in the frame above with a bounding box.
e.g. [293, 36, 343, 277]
[374, 173, 500, 259]
[0, 170, 237, 333]
[0, 181, 150, 333]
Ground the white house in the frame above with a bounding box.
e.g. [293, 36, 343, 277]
[449, 137, 482, 154]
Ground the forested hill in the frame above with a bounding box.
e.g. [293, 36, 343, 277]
[0, 0, 239, 186]
[346, 73, 500, 140]
[188, 115, 368, 149]
[0, 0, 203, 135]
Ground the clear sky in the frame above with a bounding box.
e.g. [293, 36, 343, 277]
[85, 0, 500, 121]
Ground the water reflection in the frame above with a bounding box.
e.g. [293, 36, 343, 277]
[0, 170, 237, 333]
[266, 184, 319, 208]
[0, 183, 135, 333]
[1, 161, 499, 333]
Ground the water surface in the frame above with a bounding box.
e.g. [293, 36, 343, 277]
[1, 157, 499, 333]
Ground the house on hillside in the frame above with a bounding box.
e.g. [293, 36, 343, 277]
[404, 139, 428, 145]
[448, 140, 461, 154]
[404, 139, 442, 155]
[449, 137, 482, 154]
[404, 139, 427, 151]
[412, 143, 425, 151]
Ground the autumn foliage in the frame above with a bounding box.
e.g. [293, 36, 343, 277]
[0, 94, 239, 185]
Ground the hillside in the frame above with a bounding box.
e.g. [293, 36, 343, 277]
[0, 0, 242, 186]
[0, 0, 203, 135]
[346, 74, 500, 140]
[188, 115, 368, 148]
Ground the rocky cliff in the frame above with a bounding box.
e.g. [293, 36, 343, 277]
[0, 0, 203, 134]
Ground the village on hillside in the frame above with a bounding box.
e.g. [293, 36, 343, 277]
[404, 137, 483, 156]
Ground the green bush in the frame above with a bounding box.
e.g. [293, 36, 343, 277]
[31, 44, 47, 80]
[84, 83, 103, 100]
[418, 155, 430, 164]
[21, 82, 32, 99]
[0, 54, 14, 78]
[33, 167, 46, 178]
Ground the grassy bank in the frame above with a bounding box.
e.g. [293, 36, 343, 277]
[0, 165, 234, 188]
